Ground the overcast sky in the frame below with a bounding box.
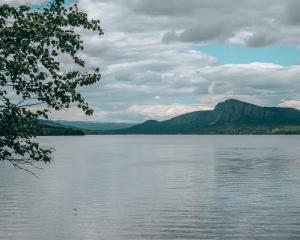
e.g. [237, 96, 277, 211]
[6, 0, 300, 122]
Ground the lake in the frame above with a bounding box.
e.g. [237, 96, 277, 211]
[0, 135, 300, 240]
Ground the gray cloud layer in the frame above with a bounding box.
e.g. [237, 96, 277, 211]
[5, 0, 300, 121]
[3, 0, 45, 6]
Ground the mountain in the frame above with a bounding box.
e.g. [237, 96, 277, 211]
[54, 120, 134, 132]
[37, 120, 85, 136]
[37, 120, 135, 135]
[106, 99, 300, 135]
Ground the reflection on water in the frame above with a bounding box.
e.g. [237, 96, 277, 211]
[0, 135, 300, 240]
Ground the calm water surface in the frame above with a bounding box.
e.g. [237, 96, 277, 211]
[0, 136, 300, 240]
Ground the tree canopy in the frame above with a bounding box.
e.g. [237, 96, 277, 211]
[0, 0, 103, 172]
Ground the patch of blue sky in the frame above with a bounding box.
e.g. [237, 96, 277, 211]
[198, 44, 300, 67]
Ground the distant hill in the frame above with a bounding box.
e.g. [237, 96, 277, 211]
[37, 120, 85, 136]
[36, 124, 85, 136]
[106, 99, 300, 135]
[54, 120, 134, 131]
[38, 120, 135, 135]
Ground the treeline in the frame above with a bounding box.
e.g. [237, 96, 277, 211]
[35, 124, 85, 136]
[0, 120, 84, 137]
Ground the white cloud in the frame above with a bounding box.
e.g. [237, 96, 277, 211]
[48, 107, 109, 121]
[13, 0, 299, 122]
[279, 100, 300, 109]
[127, 104, 212, 120]
[228, 31, 254, 44]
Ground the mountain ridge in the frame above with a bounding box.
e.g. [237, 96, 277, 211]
[105, 99, 300, 135]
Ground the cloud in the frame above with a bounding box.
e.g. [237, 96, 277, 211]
[6, 0, 300, 122]
[63, 0, 300, 121]
[283, 0, 300, 25]
[127, 103, 211, 120]
[125, 0, 198, 16]
[118, 0, 300, 47]
[178, 23, 224, 43]
[246, 33, 277, 47]
[161, 30, 178, 44]
[2, 0, 46, 6]
[279, 100, 300, 109]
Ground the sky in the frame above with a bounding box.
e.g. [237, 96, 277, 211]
[5, 0, 300, 122]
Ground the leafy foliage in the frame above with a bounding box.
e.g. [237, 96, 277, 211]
[0, 0, 103, 172]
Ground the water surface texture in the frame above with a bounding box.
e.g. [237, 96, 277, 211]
[1, 136, 300, 240]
